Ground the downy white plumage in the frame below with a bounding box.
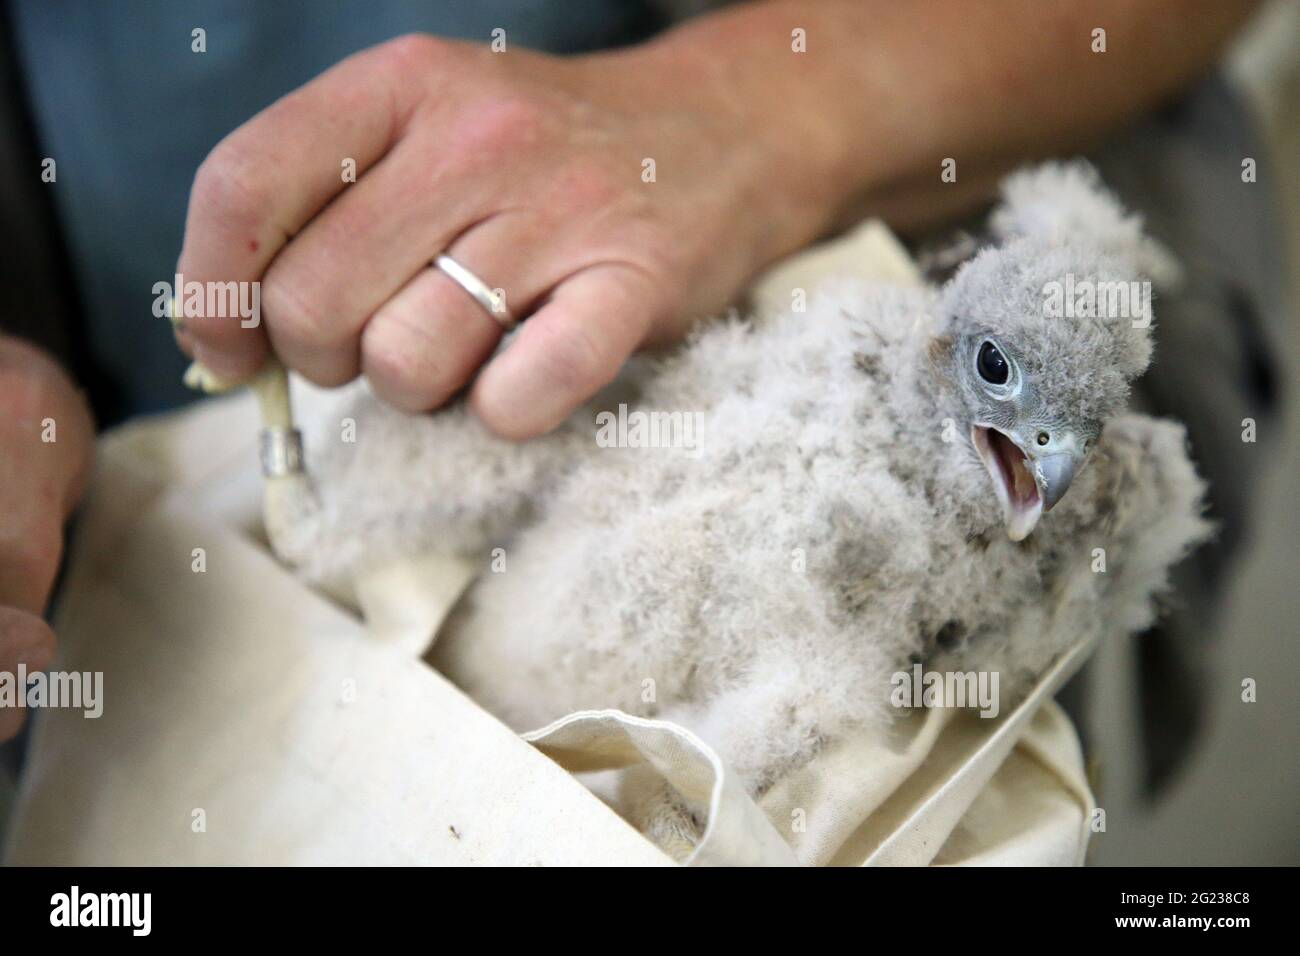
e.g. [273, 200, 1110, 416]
[268, 162, 1210, 853]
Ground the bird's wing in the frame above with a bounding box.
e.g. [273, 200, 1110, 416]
[1086, 413, 1212, 635]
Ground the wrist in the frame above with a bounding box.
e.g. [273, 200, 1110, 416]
[625, 8, 877, 262]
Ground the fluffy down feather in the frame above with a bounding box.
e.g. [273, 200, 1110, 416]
[271, 162, 1211, 852]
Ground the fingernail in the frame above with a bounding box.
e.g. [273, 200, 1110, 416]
[172, 323, 194, 355]
[193, 343, 230, 376]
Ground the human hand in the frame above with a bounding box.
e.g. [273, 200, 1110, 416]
[0, 338, 93, 741]
[175, 34, 829, 438]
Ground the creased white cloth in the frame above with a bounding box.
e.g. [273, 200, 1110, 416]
[3, 221, 1095, 866]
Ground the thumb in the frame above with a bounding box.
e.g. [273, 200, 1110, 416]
[0, 337, 95, 613]
[0, 607, 56, 742]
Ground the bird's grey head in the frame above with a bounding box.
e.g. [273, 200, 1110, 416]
[924, 162, 1173, 539]
[930, 233, 1156, 541]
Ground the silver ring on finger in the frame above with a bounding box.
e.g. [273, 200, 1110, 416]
[433, 254, 514, 330]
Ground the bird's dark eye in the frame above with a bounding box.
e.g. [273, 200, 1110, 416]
[977, 341, 1009, 385]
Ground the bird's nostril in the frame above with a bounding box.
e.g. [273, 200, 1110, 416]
[1036, 431, 1050, 446]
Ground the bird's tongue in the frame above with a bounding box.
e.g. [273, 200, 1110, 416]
[990, 429, 1038, 507]
[972, 425, 1045, 542]
[1010, 452, 1038, 506]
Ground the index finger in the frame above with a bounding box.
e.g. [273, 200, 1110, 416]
[175, 35, 431, 378]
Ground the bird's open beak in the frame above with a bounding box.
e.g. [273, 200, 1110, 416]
[971, 426, 1080, 541]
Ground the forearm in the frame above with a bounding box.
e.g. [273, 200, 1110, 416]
[639, 0, 1258, 239]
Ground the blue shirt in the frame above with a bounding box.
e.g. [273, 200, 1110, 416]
[8, 0, 661, 420]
